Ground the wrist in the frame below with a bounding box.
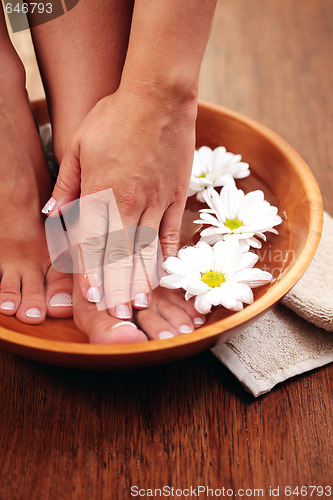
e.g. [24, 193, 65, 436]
[120, 69, 199, 119]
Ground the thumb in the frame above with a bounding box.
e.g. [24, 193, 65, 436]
[42, 134, 81, 216]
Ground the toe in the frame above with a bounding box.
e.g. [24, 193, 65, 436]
[156, 298, 195, 335]
[0, 268, 21, 316]
[45, 267, 73, 318]
[90, 321, 148, 344]
[164, 289, 206, 328]
[135, 308, 179, 340]
[72, 278, 147, 344]
[134, 287, 206, 339]
[16, 268, 46, 324]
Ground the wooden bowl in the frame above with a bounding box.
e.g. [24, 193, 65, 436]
[0, 101, 323, 369]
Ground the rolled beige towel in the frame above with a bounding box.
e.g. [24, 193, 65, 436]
[212, 212, 333, 397]
[282, 211, 333, 331]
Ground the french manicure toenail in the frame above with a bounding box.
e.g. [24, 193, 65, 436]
[50, 293, 73, 307]
[1, 301, 15, 311]
[194, 317, 204, 326]
[158, 331, 174, 340]
[26, 308, 41, 318]
[110, 321, 137, 331]
[115, 304, 131, 319]
[86, 287, 101, 303]
[41, 196, 56, 214]
[134, 293, 148, 307]
[179, 324, 194, 334]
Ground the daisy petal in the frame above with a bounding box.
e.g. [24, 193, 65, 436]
[194, 294, 213, 314]
[160, 275, 183, 289]
[189, 146, 250, 200]
[235, 268, 273, 287]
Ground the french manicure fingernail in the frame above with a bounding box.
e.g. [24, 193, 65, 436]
[115, 304, 131, 319]
[134, 293, 148, 307]
[158, 331, 174, 340]
[42, 196, 56, 214]
[86, 273, 102, 288]
[1, 301, 15, 311]
[194, 317, 204, 326]
[179, 324, 194, 334]
[26, 308, 41, 318]
[50, 293, 73, 307]
[87, 287, 101, 303]
[110, 321, 137, 331]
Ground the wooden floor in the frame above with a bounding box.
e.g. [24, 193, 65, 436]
[2, 1, 333, 498]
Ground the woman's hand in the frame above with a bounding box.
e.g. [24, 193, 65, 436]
[43, 88, 197, 318]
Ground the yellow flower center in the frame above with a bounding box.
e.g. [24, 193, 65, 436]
[201, 270, 225, 288]
[224, 218, 243, 230]
[197, 173, 206, 178]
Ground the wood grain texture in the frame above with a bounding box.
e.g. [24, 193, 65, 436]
[1, 0, 333, 498]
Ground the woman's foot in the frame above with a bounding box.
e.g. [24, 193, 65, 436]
[71, 274, 148, 344]
[0, 61, 73, 323]
[71, 278, 205, 344]
[134, 287, 206, 340]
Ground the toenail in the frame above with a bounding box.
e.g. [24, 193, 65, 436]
[115, 304, 131, 319]
[179, 324, 194, 334]
[86, 287, 101, 303]
[110, 321, 137, 331]
[158, 331, 174, 340]
[134, 293, 148, 308]
[41, 196, 56, 214]
[26, 308, 41, 318]
[194, 317, 204, 326]
[50, 293, 73, 307]
[1, 301, 15, 311]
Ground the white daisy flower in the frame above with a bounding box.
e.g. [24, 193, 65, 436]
[160, 240, 272, 314]
[195, 184, 283, 252]
[188, 145, 250, 202]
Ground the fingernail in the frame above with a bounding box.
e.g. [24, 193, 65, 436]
[179, 324, 194, 334]
[194, 317, 204, 326]
[158, 331, 174, 340]
[86, 273, 102, 287]
[134, 293, 148, 308]
[110, 321, 137, 331]
[42, 196, 56, 214]
[115, 304, 131, 319]
[26, 308, 41, 318]
[50, 293, 73, 307]
[1, 301, 15, 311]
[87, 287, 101, 303]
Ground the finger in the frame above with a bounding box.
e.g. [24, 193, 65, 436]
[159, 199, 186, 259]
[77, 192, 108, 303]
[42, 133, 81, 216]
[103, 194, 141, 319]
[103, 225, 137, 319]
[131, 211, 163, 310]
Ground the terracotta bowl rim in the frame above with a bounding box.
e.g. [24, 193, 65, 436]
[0, 101, 323, 357]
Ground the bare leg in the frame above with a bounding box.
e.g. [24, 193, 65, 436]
[30, 0, 148, 342]
[30, 0, 134, 161]
[0, 5, 73, 322]
[31, 0, 206, 341]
